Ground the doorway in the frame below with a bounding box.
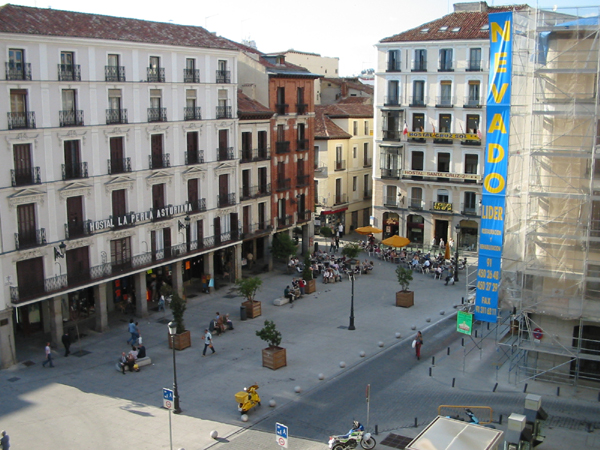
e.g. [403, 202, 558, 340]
[434, 220, 449, 243]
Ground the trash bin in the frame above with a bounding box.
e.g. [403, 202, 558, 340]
[240, 305, 247, 321]
[314, 242, 318, 253]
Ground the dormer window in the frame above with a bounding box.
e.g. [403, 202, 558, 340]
[452, 27, 461, 32]
[420, 28, 429, 33]
[439, 26, 448, 32]
[481, 24, 490, 31]
[276, 56, 285, 65]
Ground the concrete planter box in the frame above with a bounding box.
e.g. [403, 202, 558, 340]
[168, 330, 191, 350]
[305, 279, 316, 294]
[262, 347, 287, 370]
[242, 300, 262, 319]
[396, 291, 414, 308]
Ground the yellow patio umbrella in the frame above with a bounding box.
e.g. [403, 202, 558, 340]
[381, 235, 411, 248]
[355, 225, 383, 235]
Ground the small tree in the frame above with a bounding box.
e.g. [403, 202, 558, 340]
[342, 242, 362, 260]
[163, 285, 187, 334]
[396, 266, 413, 292]
[256, 319, 282, 349]
[271, 232, 298, 262]
[234, 277, 263, 302]
[302, 253, 313, 281]
[320, 226, 334, 238]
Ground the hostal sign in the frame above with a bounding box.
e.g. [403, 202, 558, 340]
[89, 203, 192, 232]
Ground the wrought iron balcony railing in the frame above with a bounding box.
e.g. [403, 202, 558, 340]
[276, 178, 291, 191]
[216, 69, 231, 83]
[435, 96, 455, 108]
[409, 198, 425, 210]
[148, 154, 170, 169]
[243, 222, 272, 237]
[296, 139, 308, 151]
[466, 60, 482, 72]
[106, 108, 128, 124]
[7, 111, 36, 130]
[15, 228, 46, 250]
[217, 147, 235, 161]
[257, 147, 270, 161]
[334, 193, 347, 205]
[5, 62, 31, 80]
[217, 193, 236, 208]
[105, 65, 126, 82]
[184, 106, 202, 120]
[463, 97, 482, 108]
[276, 141, 290, 154]
[11, 167, 41, 186]
[411, 60, 427, 72]
[148, 107, 167, 122]
[387, 60, 402, 72]
[147, 67, 165, 82]
[275, 103, 289, 115]
[438, 61, 454, 72]
[216, 106, 232, 119]
[384, 196, 400, 208]
[381, 168, 400, 179]
[382, 130, 401, 141]
[277, 215, 293, 229]
[297, 209, 312, 223]
[185, 149, 204, 165]
[384, 95, 401, 106]
[296, 103, 308, 115]
[59, 110, 84, 127]
[409, 96, 427, 107]
[183, 68, 200, 83]
[62, 162, 88, 180]
[363, 157, 372, 168]
[460, 203, 480, 216]
[107, 157, 131, 175]
[296, 174, 309, 187]
[65, 220, 90, 239]
[335, 160, 346, 171]
[363, 189, 372, 199]
[58, 64, 81, 81]
[240, 148, 254, 163]
[188, 198, 207, 213]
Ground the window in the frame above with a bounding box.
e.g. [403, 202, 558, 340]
[412, 151, 424, 170]
[468, 48, 482, 71]
[217, 89, 229, 118]
[387, 50, 401, 71]
[437, 189, 449, 203]
[412, 80, 425, 105]
[188, 178, 200, 210]
[335, 178, 343, 204]
[364, 121, 369, 135]
[150, 134, 164, 169]
[439, 114, 451, 133]
[297, 123, 306, 150]
[185, 89, 200, 120]
[353, 176, 357, 192]
[411, 187, 423, 208]
[276, 87, 286, 115]
[63, 140, 84, 179]
[353, 121, 358, 135]
[439, 26, 448, 32]
[380, 147, 400, 177]
[110, 237, 131, 268]
[106, 54, 124, 82]
[296, 87, 306, 114]
[439, 81, 452, 106]
[13, 143, 36, 186]
[108, 54, 119, 67]
[60, 89, 82, 126]
[186, 131, 201, 164]
[586, 264, 600, 298]
[149, 89, 164, 122]
[437, 153, 450, 172]
[385, 185, 397, 205]
[108, 89, 121, 112]
[467, 81, 480, 106]
[412, 113, 424, 132]
[9, 89, 34, 130]
[353, 146, 357, 159]
[364, 174, 370, 194]
[314, 145, 320, 168]
[17, 203, 38, 248]
[363, 142, 370, 166]
[217, 60, 229, 83]
[59, 51, 78, 81]
[152, 183, 166, 212]
[8, 48, 28, 80]
[439, 49, 453, 71]
[465, 154, 478, 174]
[258, 131, 268, 159]
[466, 114, 481, 134]
[150, 89, 161, 109]
[387, 80, 399, 105]
[112, 189, 127, 222]
[336, 145, 343, 170]
[464, 191, 477, 214]
[413, 49, 427, 71]
[218, 129, 230, 160]
[184, 58, 198, 83]
[277, 124, 285, 142]
[109, 136, 127, 174]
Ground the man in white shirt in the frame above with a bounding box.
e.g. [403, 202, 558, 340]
[202, 329, 215, 356]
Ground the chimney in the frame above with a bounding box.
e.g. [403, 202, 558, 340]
[341, 81, 348, 98]
[454, 1, 488, 12]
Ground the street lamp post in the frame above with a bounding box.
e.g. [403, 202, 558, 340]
[168, 322, 182, 414]
[348, 271, 356, 330]
[454, 223, 461, 283]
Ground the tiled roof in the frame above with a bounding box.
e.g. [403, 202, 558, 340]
[322, 77, 374, 95]
[314, 106, 352, 140]
[337, 97, 373, 105]
[0, 4, 237, 50]
[323, 103, 373, 118]
[237, 90, 273, 120]
[380, 4, 529, 42]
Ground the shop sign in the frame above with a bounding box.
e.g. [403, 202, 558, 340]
[433, 202, 453, 212]
[88, 203, 192, 232]
[402, 170, 481, 181]
[407, 131, 480, 140]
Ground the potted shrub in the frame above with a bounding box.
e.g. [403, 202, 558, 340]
[341, 242, 362, 265]
[301, 253, 316, 294]
[256, 320, 286, 370]
[234, 276, 262, 319]
[271, 232, 298, 268]
[395, 266, 414, 308]
[164, 285, 191, 350]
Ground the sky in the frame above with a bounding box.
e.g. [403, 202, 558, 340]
[9, 0, 600, 76]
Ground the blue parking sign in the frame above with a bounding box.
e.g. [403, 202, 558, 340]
[276, 422, 288, 448]
[163, 388, 174, 409]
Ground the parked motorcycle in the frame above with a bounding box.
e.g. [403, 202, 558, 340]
[328, 421, 376, 450]
[235, 384, 261, 415]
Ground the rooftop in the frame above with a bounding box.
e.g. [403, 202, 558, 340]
[314, 106, 352, 140]
[237, 90, 273, 120]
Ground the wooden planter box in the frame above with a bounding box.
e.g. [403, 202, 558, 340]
[242, 300, 262, 319]
[168, 330, 191, 350]
[396, 291, 414, 308]
[305, 278, 316, 294]
[262, 347, 287, 370]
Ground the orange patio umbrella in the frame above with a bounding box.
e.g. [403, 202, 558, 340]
[355, 225, 383, 235]
[444, 242, 451, 260]
[381, 235, 411, 248]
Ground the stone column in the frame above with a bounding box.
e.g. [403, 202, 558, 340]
[134, 272, 148, 318]
[266, 234, 274, 271]
[234, 244, 242, 281]
[204, 251, 214, 292]
[0, 307, 16, 369]
[48, 297, 63, 348]
[94, 282, 109, 332]
[172, 261, 184, 298]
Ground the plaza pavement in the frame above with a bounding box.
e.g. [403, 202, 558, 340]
[1, 233, 599, 449]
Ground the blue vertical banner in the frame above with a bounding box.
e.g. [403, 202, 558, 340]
[475, 12, 513, 323]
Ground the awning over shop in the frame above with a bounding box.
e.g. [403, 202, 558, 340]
[321, 207, 348, 215]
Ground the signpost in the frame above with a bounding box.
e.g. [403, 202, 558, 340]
[276, 422, 288, 448]
[366, 384, 371, 428]
[163, 388, 174, 450]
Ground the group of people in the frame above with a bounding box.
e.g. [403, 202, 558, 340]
[210, 311, 234, 335]
[430, 237, 454, 249]
[119, 343, 146, 374]
[284, 278, 307, 303]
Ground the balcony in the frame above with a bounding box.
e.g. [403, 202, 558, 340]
[183, 68, 200, 83]
[363, 189, 372, 199]
[463, 97, 482, 109]
[5, 62, 31, 80]
[217, 147, 235, 161]
[387, 60, 402, 72]
[257, 147, 270, 161]
[148, 154, 170, 169]
[58, 64, 81, 81]
[65, 220, 90, 239]
[296, 139, 308, 151]
[59, 110, 84, 127]
[466, 60, 482, 72]
[409, 198, 425, 210]
[296, 103, 308, 115]
[240, 183, 271, 200]
[188, 198, 207, 213]
[435, 96, 455, 108]
[334, 193, 347, 205]
[461, 203, 480, 216]
[363, 157, 372, 168]
[105, 65, 126, 82]
[106, 108, 128, 124]
[216, 69, 231, 83]
[240, 148, 254, 163]
[15, 228, 46, 250]
[11, 167, 41, 187]
[431, 201, 453, 212]
[275, 103, 289, 115]
[217, 193, 236, 208]
[461, 138, 482, 146]
[185, 149, 204, 165]
[276, 141, 290, 154]
[148, 107, 167, 122]
[381, 168, 400, 179]
[383, 96, 401, 107]
[276, 178, 291, 191]
[277, 215, 293, 229]
[409, 96, 427, 107]
[438, 61, 454, 72]
[107, 157, 131, 175]
[334, 160, 346, 171]
[147, 67, 165, 82]
[62, 162, 88, 180]
[7, 111, 36, 130]
[216, 106, 232, 119]
[297, 209, 311, 223]
[382, 130, 401, 141]
[314, 164, 328, 178]
[184, 106, 202, 121]
[411, 60, 427, 72]
[433, 136, 453, 145]
[384, 196, 400, 208]
[296, 174, 310, 187]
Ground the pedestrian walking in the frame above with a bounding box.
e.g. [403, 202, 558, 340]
[414, 331, 423, 360]
[1, 430, 9, 450]
[42, 342, 54, 367]
[335, 235, 340, 250]
[62, 331, 71, 357]
[330, 236, 336, 253]
[126, 319, 139, 345]
[202, 329, 215, 356]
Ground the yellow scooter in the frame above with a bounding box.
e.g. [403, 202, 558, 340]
[235, 384, 261, 415]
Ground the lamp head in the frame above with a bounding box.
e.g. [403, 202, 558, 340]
[168, 321, 177, 335]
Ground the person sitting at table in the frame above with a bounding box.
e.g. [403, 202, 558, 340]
[136, 343, 147, 359]
[323, 269, 332, 284]
[332, 267, 342, 282]
[284, 285, 295, 303]
[225, 314, 234, 330]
